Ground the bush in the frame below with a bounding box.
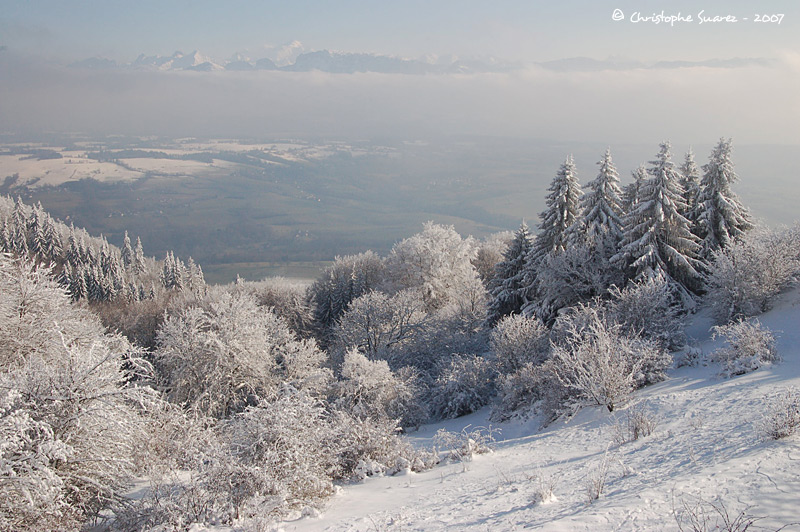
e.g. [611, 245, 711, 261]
[705, 225, 800, 323]
[0, 255, 154, 530]
[430, 354, 496, 419]
[551, 304, 670, 412]
[154, 291, 331, 418]
[490, 314, 550, 375]
[612, 404, 659, 446]
[336, 349, 428, 429]
[433, 425, 499, 464]
[711, 319, 778, 377]
[759, 388, 800, 440]
[493, 360, 569, 423]
[607, 275, 686, 351]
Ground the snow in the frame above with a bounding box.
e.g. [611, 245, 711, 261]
[279, 288, 800, 531]
[0, 154, 140, 186]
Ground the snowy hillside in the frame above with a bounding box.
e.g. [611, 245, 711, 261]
[279, 290, 800, 531]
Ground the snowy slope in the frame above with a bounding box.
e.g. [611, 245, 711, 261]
[279, 289, 800, 531]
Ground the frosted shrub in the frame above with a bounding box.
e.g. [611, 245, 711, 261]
[551, 304, 670, 412]
[433, 425, 499, 463]
[430, 354, 496, 419]
[155, 291, 330, 418]
[607, 275, 686, 350]
[336, 349, 427, 428]
[490, 314, 550, 374]
[759, 388, 800, 440]
[331, 289, 427, 368]
[705, 225, 800, 323]
[711, 319, 778, 377]
[493, 360, 570, 423]
[233, 276, 314, 337]
[0, 255, 154, 530]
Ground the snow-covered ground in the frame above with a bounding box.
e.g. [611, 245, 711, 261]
[279, 290, 800, 531]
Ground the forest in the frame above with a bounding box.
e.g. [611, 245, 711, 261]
[2, 138, 798, 531]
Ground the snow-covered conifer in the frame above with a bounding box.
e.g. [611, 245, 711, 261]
[486, 222, 533, 325]
[621, 165, 647, 214]
[692, 138, 753, 258]
[679, 147, 701, 218]
[578, 148, 624, 255]
[613, 142, 701, 298]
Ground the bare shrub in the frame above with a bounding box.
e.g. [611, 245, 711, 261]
[673, 494, 764, 532]
[612, 404, 659, 446]
[759, 387, 800, 440]
[585, 451, 610, 503]
[434, 425, 499, 464]
[711, 319, 778, 377]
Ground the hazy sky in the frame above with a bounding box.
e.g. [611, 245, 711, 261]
[1, 1, 799, 143]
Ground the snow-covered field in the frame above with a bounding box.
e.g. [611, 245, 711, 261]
[0, 154, 141, 186]
[278, 290, 800, 531]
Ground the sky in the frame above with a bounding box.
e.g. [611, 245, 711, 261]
[1, 0, 799, 144]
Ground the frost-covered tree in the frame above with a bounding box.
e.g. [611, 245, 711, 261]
[332, 289, 427, 367]
[613, 142, 702, 299]
[472, 230, 513, 286]
[121, 230, 134, 269]
[621, 165, 647, 214]
[578, 148, 624, 255]
[528, 155, 583, 265]
[489, 313, 550, 375]
[0, 255, 153, 529]
[525, 243, 623, 322]
[704, 225, 800, 323]
[486, 222, 533, 325]
[679, 147, 701, 218]
[309, 250, 385, 331]
[430, 354, 496, 419]
[383, 222, 482, 313]
[692, 138, 753, 258]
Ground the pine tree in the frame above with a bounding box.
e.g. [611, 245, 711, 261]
[692, 138, 753, 258]
[134, 237, 146, 275]
[622, 165, 647, 213]
[578, 148, 624, 255]
[679, 147, 701, 218]
[613, 142, 701, 297]
[528, 155, 582, 265]
[121, 231, 134, 270]
[42, 215, 62, 262]
[486, 222, 533, 325]
[520, 155, 582, 304]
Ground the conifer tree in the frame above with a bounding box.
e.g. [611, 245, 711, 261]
[622, 165, 647, 213]
[520, 155, 582, 303]
[578, 148, 624, 255]
[613, 142, 701, 298]
[679, 147, 701, 218]
[134, 237, 146, 275]
[692, 138, 753, 258]
[486, 221, 533, 325]
[121, 231, 134, 270]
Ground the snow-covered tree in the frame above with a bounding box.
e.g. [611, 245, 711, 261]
[692, 138, 753, 258]
[679, 147, 701, 218]
[121, 231, 134, 269]
[578, 148, 624, 255]
[621, 165, 647, 214]
[472, 230, 513, 286]
[528, 155, 583, 265]
[613, 142, 702, 299]
[486, 222, 533, 325]
[309, 250, 385, 331]
[332, 289, 427, 367]
[383, 222, 483, 313]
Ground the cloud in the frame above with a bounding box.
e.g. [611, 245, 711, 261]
[0, 50, 797, 145]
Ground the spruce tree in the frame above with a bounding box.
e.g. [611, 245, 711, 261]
[613, 142, 701, 297]
[121, 231, 134, 270]
[692, 138, 753, 258]
[679, 147, 701, 218]
[578, 148, 624, 255]
[486, 221, 533, 325]
[622, 165, 647, 213]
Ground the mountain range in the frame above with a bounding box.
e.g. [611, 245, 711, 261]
[69, 49, 769, 75]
